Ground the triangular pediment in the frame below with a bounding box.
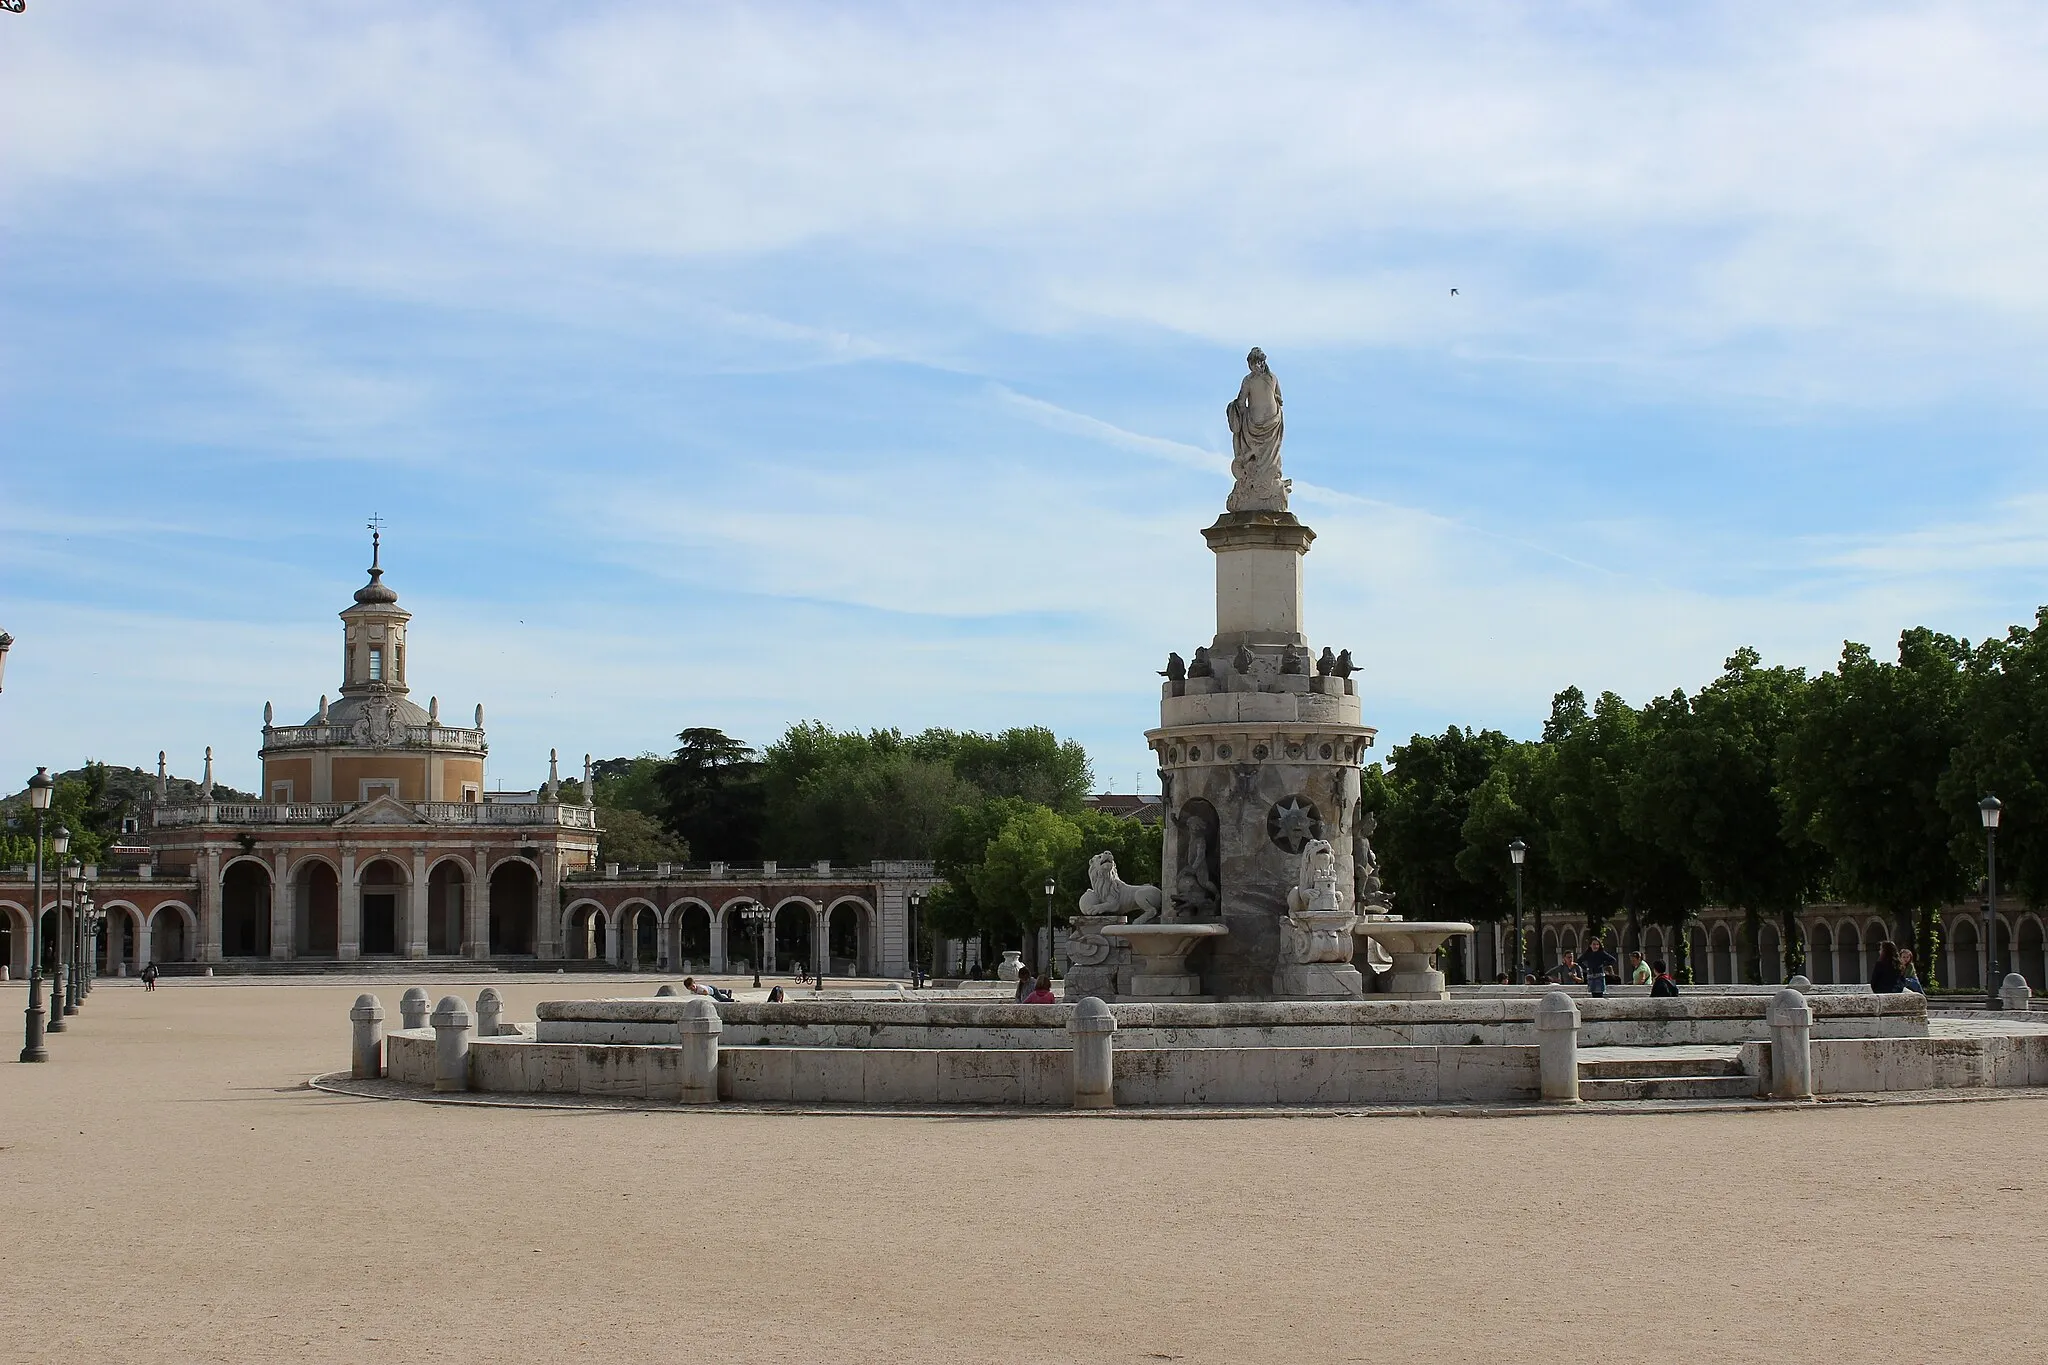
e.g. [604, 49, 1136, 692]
[335, 795, 430, 826]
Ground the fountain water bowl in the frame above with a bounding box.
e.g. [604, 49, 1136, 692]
[1354, 920, 1474, 1000]
[1101, 922, 1230, 1000]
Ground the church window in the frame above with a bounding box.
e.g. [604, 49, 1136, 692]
[369, 646, 384, 681]
[394, 643, 404, 682]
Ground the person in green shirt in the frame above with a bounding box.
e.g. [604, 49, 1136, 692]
[1628, 950, 1653, 986]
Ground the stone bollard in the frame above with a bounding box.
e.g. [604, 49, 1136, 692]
[2001, 973, 2033, 1013]
[430, 995, 472, 1093]
[1535, 990, 1580, 1104]
[399, 986, 430, 1031]
[654, 984, 678, 998]
[349, 994, 385, 1079]
[676, 996, 722, 1104]
[475, 987, 504, 1038]
[1766, 986, 1814, 1100]
[1787, 975, 1811, 994]
[1069, 997, 1117, 1110]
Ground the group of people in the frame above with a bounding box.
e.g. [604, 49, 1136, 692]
[1496, 937, 1682, 996]
[1868, 940, 1925, 994]
[1012, 970, 1057, 1004]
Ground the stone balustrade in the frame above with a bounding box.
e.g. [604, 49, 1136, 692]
[152, 799, 597, 829]
[261, 723, 487, 751]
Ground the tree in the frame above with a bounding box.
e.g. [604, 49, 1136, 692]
[655, 728, 764, 862]
[1370, 726, 1512, 922]
[929, 726, 1092, 812]
[1628, 649, 1828, 983]
[594, 807, 691, 869]
[1942, 608, 2048, 910]
[1781, 629, 1972, 983]
[758, 723, 981, 863]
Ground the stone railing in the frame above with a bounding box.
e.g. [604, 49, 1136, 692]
[261, 724, 488, 752]
[563, 859, 935, 883]
[153, 801, 597, 830]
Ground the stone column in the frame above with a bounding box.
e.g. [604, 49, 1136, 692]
[536, 847, 562, 960]
[815, 903, 829, 981]
[406, 846, 429, 958]
[711, 910, 726, 973]
[349, 994, 385, 1079]
[1069, 997, 1116, 1109]
[1535, 990, 1581, 1104]
[270, 847, 292, 959]
[430, 995, 471, 1092]
[200, 847, 223, 963]
[134, 910, 152, 972]
[676, 997, 721, 1104]
[338, 849, 360, 960]
[463, 847, 488, 959]
[1766, 986, 1814, 1100]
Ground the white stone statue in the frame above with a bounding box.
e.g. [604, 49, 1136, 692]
[1076, 850, 1163, 924]
[1225, 347, 1290, 513]
[1287, 838, 1346, 917]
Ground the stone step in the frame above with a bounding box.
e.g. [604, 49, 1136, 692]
[1579, 1054, 1745, 1080]
[1580, 1074, 1758, 1102]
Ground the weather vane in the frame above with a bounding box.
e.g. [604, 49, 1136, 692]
[367, 513, 384, 568]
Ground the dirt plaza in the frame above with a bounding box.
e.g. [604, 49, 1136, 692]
[2, 976, 2044, 1363]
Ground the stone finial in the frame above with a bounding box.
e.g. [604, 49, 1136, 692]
[263, 701, 273, 727]
[545, 748, 560, 802]
[2001, 972, 2033, 1012]
[1787, 974, 1812, 994]
[428, 695, 439, 724]
[156, 751, 168, 804]
[319, 694, 330, 723]
[475, 986, 504, 1037]
[399, 985, 430, 1030]
[349, 993, 386, 1080]
[430, 995, 473, 1093]
[201, 746, 215, 799]
[475, 703, 484, 729]
[583, 753, 595, 807]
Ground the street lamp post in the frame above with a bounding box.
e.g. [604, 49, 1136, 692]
[62, 859, 82, 1016]
[77, 887, 96, 1001]
[19, 768, 52, 1062]
[1042, 875, 1057, 981]
[908, 891, 924, 989]
[742, 902, 771, 991]
[1980, 796, 2003, 1010]
[1508, 839, 1527, 983]
[47, 828, 70, 1030]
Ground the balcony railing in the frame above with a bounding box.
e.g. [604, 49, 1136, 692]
[260, 724, 488, 752]
[152, 801, 597, 830]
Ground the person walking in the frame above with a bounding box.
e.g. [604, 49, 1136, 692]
[142, 962, 159, 992]
[1579, 937, 1620, 998]
[1649, 960, 1680, 997]
[1870, 941, 1906, 993]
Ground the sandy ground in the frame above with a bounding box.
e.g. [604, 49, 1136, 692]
[2, 976, 2045, 1364]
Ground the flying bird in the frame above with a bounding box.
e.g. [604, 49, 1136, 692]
[1450, 288, 1460, 296]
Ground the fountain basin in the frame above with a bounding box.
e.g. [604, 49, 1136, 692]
[1355, 920, 1475, 999]
[1100, 922, 1230, 1000]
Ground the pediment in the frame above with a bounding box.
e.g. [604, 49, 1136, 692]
[335, 795, 429, 827]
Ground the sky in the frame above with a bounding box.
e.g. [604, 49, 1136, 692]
[3, 1, 2048, 798]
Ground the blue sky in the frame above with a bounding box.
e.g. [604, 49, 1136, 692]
[4, 1, 2047, 797]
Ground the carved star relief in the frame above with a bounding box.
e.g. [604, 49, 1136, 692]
[1268, 796, 1321, 853]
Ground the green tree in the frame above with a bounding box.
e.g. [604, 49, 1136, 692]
[928, 726, 1092, 812]
[655, 728, 764, 862]
[1628, 649, 1828, 983]
[594, 807, 691, 869]
[758, 723, 981, 863]
[1371, 726, 1512, 922]
[1941, 607, 2048, 909]
[1781, 629, 1972, 984]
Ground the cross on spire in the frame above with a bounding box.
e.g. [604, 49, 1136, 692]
[367, 513, 385, 569]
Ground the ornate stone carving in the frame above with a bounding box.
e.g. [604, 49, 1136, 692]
[1225, 347, 1289, 513]
[1173, 800, 1221, 921]
[1267, 795, 1323, 853]
[1274, 838, 1362, 998]
[1076, 850, 1162, 924]
[1354, 810, 1395, 911]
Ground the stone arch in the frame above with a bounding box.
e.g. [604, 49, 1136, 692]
[773, 897, 817, 976]
[356, 856, 409, 957]
[615, 898, 659, 969]
[2015, 914, 2046, 993]
[289, 856, 341, 958]
[1540, 927, 1559, 976]
[148, 901, 197, 963]
[1947, 916, 1980, 991]
[718, 899, 762, 973]
[1705, 924, 1734, 985]
[1559, 926, 1581, 959]
[488, 859, 539, 956]
[1686, 924, 1708, 982]
[1758, 922, 1783, 985]
[825, 895, 876, 977]
[220, 857, 273, 957]
[1808, 921, 1835, 985]
[95, 900, 146, 972]
[669, 899, 713, 973]
[426, 857, 468, 956]
[0, 899, 29, 979]
[563, 898, 609, 962]
[1837, 921, 1864, 986]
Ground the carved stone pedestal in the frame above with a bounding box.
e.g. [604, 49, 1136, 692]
[1103, 923, 1229, 1002]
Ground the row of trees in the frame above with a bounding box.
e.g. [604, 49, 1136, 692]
[565, 723, 1117, 959]
[1365, 609, 2048, 986]
[0, 762, 245, 868]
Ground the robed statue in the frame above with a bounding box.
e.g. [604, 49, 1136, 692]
[1225, 347, 1289, 513]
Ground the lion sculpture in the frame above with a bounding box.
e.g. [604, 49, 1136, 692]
[1076, 850, 1163, 924]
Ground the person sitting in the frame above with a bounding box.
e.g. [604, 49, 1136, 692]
[765, 985, 786, 1003]
[1023, 973, 1057, 1004]
[1650, 960, 1680, 997]
[1898, 948, 1924, 994]
[1627, 950, 1653, 986]
[1870, 940, 1906, 994]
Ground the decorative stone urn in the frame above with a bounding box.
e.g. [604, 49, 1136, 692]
[1101, 923, 1229, 1000]
[1354, 920, 1474, 1000]
[997, 950, 1026, 983]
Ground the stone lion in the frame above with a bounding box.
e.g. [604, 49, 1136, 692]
[1076, 850, 1162, 924]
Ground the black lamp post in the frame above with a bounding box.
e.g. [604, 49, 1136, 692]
[77, 885, 97, 1002]
[47, 829, 70, 1030]
[1980, 796, 2003, 1009]
[64, 863, 84, 1015]
[908, 891, 923, 988]
[742, 902, 770, 990]
[1508, 839, 1527, 982]
[19, 768, 52, 1062]
[1042, 874, 1057, 980]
